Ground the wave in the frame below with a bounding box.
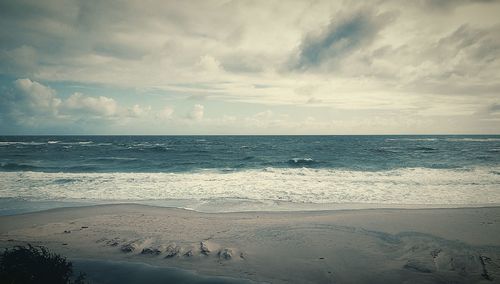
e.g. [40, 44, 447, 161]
[1, 167, 499, 209]
[88, 157, 140, 162]
[372, 148, 401, 154]
[410, 146, 437, 151]
[0, 141, 45, 146]
[385, 137, 500, 142]
[53, 178, 80, 184]
[66, 165, 100, 171]
[0, 163, 102, 172]
[446, 138, 500, 142]
[287, 158, 316, 165]
[0, 141, 95, 146]
[0, 163, 40, 171]
[385, 138, 438, 142]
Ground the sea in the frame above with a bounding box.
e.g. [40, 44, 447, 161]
[1, 135, 499, 215]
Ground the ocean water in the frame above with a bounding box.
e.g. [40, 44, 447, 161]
[72, 258, 255, 284]
[1, 135, 499, 214]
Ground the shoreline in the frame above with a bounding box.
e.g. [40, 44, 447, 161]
[70, 258, 257, 284]
[2, 197, 500, 217]
[1, 203, 499, 283]
[6, 202, 500, 215]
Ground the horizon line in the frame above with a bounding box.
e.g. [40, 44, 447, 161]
[2, 133, 500, 136]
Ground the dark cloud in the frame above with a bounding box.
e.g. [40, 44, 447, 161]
[93, 43, 146, 60]
[290, 9, 396, 71]
[486, 103, 500, 114]
[473, 102, 500, 119]
[437, 24, 500, 63]
[416, 0, 498, 11]
[0, 0, 252, 81]
[220, 54, 265, 73]
[400, 23, 500, 95]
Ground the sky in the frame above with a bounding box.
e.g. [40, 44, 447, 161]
[0, 0, 499, 135]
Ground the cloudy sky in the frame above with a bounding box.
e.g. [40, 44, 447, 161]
[1, 0, 499, 134]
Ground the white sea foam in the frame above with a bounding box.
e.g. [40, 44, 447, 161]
[385, 137, 500, 142]
[445, 138, 500, 142]
[0, 141, 46, 146]
[1, 167, 499, 211]
[385, 138, 439, 142]
[0, 141, 96, 146]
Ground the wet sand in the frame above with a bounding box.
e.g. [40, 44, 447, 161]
[1, 204, 499, 283]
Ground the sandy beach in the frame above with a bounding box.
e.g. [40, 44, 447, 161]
[1, 204, 499, 283]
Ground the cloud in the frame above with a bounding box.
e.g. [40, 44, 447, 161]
[437, 24, 500, 66]
[0, 45, 38, 76]
[387, 23, 500, 95]
[0, 78, 150, 129]
[158, 106, 174, 119]
[126, 104, 151, 118]
[0, 78, 63, 126]
[415, 0, 497, 12]
[196, 55, 223, 73]
[487, 103, 500, 114]
[474, 103, 500, 118]
[290, 9, 396, 71]
[62, 92, 118, 117]
[1, 1, 500, 134]
[187, 104, 204, 121]
[12, 78, 61, 114]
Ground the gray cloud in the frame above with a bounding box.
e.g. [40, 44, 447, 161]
[399, 23, 500, 95]
[437, 24, 500, 63]
[290, 9, 396, 71]
[1, 1, 500, 134]
[415, 0, 498, 11]
[488, 103, 500, 113]
[220, 54, 266, 73]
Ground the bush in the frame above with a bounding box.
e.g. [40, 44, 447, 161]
[0, 244, 85, 284]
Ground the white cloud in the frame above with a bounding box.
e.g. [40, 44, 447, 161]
[188, 104, 204, 121]
[1, 79, 151, 129]
[62, 92, 118, 117]
[127, 104, 151, 118]
[12, 78, 61, 115]
[158, 106, 174, 119]
[196, 55, 223, 73]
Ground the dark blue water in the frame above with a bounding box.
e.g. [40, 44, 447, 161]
[1, 135, 499, 173]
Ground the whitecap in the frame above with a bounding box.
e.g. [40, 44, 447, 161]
[446, 138, 500, 142]
[1, 167, 499, 211]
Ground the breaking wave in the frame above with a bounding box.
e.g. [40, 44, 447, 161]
[1, 167, 499, 210]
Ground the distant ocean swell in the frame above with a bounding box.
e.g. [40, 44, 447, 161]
[1, 167, 499, 207]
[1, 135, 499, 212]
[1, 135, 500, 173]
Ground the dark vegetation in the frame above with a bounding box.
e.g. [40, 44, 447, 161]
[0, 245, 85, 284]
